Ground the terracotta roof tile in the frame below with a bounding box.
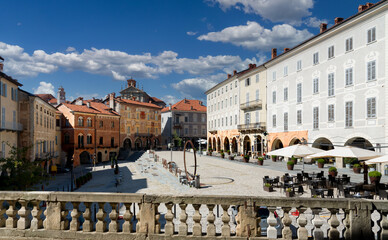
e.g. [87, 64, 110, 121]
[89, 101, 119, 116]
[118, 98, 162, 109]
[35, 94, 57, 103]
[61, 103, 101, 114]
[151, 96, 164, 103]
[161, 99, 206, 113]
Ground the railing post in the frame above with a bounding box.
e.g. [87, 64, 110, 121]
[70, 202, 80, 231]
[96, 202, 107, 232]
[221, 204, 231, 237]
[0, 201, 5, 228]
[312, 208, 324, 240]
[236, 201, 257, 237]
[206, 204, 216, 236]
[82, 202, 92, 232]
[381, 211, 388, 240]
[349, 201, 374, 240]
[328, 208, 340, 240]
[5, 200, 17, 228]
[30, 200, 43, 230]
[297, 207, 308, 240]
[164, 203, 174, 235]
[45, 201, 62, 230]
[281, 207, 292, 240]
[178, 203, 188, 236]
[17, 200, 31, 229]
[192, 204, 202, 236]
[267, 206, 278, 239]
[138, 202, 157, 233]
[109, 202, 118, 232]
[122, 203, 133, 233]
[343, 209, 351, 240]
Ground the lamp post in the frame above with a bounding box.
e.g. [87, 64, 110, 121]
[301, 137, 307, 171]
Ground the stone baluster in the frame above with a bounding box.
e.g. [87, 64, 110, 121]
[154, 203, 160, 233]
[60, 202, 69, 230]
[267, 207, 278, 239]
[235, 206, 241, 236]
[0, 201, 5, 228]
[328, 208, 340, 240]
[6, 201, 17, 228]
[70, 202, 80, 231]
[30, 200, 43, 230]
[96, 203, 107, 232]
[281, 207, 292, 240]
[221, 204, 231, 237]
[122, 203, 133, 233]
[297, 207, 308, 240]
[207, 204, 216, 236]
[82, 203, 92, 232]
[192, 204, 202, 236]
[381, 211, 388, 240]
[178, 203, 188, 236]
[255, 206, 261, 236]
[343, 209, 350, 240]
[109, 203, 118, 232]
[312, 208, 324, 240]
[164, 203, 174, 235]
[17, 200, 31, 229]
[136, 203, 141, 233]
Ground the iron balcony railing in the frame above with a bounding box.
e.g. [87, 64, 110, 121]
[240, 99, 262, 110]
[0, 121, 23, 131]
[237, 122, 266, 131]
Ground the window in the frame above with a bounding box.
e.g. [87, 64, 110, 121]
[245, 78, 250, 86]
[367, 61, 376, 81]
[328, 104, 335, 122]
[225, 117, 228, 126]
[235, 81, 237, 87]
[297, 83, 302, 103]
[328, 46, 334, 59]
[328, 73, 335, 96]
[87, 118, 92, 127]
[346, 37, 353, 51]
[345, 68, 353, 86]
[78, 117, 84, 127]
[87, 135, 92, 144]
[313, 78, 319, 94]
[221, 101, 223, 109]
[256, 74, 259, 83]
[345, 101, 353, 127]
[111, 121, 115, 128]
[272, 114, 276, 128]
[111, 137, 115, 147]
[221, 88, 223, 94]
[235, 114, 237, 125]
[99, 120, 103, 127]
[284, 88, 288, 101]
[255, 111, 259, 123]
[225, 98, 227, 107]
[235, 95, 237, 105]
[313, 107, 319, 129]
[99, 137, 103, 145]
[313, 52, 319, 65]
[225, 85, 228, 92]
[284, 66, 288, 76]
[0, 108, 3, 132]
[78, 135, 84, 148]
[2, 83, 7, 97]
[297, 60, 302, 71]
[230, 116, 232, 125]
[272, 71, 276, 81]
[367, 97, 376, 118]
[272, 91, 276, 104]
[127, 126, 130, 133]
[367, 27, 376, 43]
[230, 97, 232, 106]
[297, 110, 302, 125]
[221, 118, 224, 126]
[255, 90, 259, 101]
[245, 113, 250, 125]
[284, 112, 288, 131]
[230, 83, 232, 90]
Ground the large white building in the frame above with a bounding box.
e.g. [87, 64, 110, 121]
[265, 2, 387, 166]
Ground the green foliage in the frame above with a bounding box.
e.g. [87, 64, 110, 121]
[257, 157, 264, 161]
[291, 156, 297, 161]
[0, 144, 48, 190]
[286, 188, 292, 192]
[287, 161, 295, 166]
[244, 155, 250, 160]
[368, 171, 382, 177]
[264, 183, 271, 187]
[329, 167, 337, 172]
[344, 157, 358, 165]
[172, 133, 182, 147]
[353, 163, 361, 169]
[317, 159, 325, 164]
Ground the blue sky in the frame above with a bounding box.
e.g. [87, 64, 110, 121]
[0, 0, 376, 104]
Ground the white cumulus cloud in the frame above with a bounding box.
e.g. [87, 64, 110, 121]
[66, 46, 76, 52]
[33, 81, 55, 95]
[207, 0, 314, 23]
[305, 17, 328, 28]
[187, 31, 198, 36]
[161, 95, 180, 105]
[198, 21, 313, 51]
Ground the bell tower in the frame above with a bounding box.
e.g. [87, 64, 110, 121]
[57, 86, 66, 104]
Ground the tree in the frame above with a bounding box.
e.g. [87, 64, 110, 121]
[173, 132, 182, 147]
[0, 144, 48, 190]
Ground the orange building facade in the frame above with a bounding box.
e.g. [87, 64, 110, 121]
[267, 130, 308, 152]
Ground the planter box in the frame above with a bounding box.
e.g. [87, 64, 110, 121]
[370, 176, 381, 185]
[243, 158, 250, 163]
[272, 157, 277, 162]
[258, 160, 263, 166]
[329, 171, 338, 177]
[264, 186, 273, 192]
[228, 156, 234, 160]
[353, 168, 361, 174]
[221, 155, 225, 159]
[287, 165, 294, 170]
[318, 163, 324, 168]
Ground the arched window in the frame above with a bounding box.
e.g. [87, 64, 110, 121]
[78, 134, 84, 148]
[87, 134, 92, 144]
[64, 133, 70, 144]
[87, 118, 92, 127]
[78, 117, 84, 127]
[111, 137, 115, 147]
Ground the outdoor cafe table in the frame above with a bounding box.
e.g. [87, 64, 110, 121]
[315, 188, 329, 198]
[352, 192, 373, 199]
[336, 176, 350, 184]
[284, 181, 301, 192]
[343, 184, 357, 194]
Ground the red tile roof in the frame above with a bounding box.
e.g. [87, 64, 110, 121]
[162, 99, 206, 113]
[151, 96, 164, 103]
[118, 98, 162, 109]
[89, 101, 119, 116]
[36, 94, 57, 104]
[61, 103, 101, 114]
[61, 102, 119, 116]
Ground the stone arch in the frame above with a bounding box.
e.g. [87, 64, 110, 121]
[289, 138, 302, 146]
[208, 137, 212, 150]
[271, 138, 284, 150]
[217, 137, 221, 151]
[79, 151, 90, 164]
[243, 135, 251, 155]
[123, 138, 132, 150]
[345, 137, 374, 151]
[212, 138, 216, 151]
[135, 138, 142, 150]
[231, 137, 238, 153]
[255, 135, 263, 155]
[312, 137, 334, 150]
[224, 137, 230, 152]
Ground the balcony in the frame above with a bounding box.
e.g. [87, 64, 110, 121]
[173, 123, 182, 128]
[238, 122, 266, 133]
[0, 191, 383, 239]
[135, 133, 153, 137]
[0, 121, 23, 131]
[240, 99, 262, 111]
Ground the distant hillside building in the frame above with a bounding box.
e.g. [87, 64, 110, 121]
[161, 99, 207, 148]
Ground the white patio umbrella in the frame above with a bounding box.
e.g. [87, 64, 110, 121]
[307, 146, 381, 160]
[267, 144, 324, 158]
[365, 155, 388, 165]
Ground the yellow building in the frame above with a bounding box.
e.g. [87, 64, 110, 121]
[19, 89, 58, 168]
[0, 70, 23, 159]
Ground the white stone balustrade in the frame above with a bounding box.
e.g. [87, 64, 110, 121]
[0, 191, 386, 240]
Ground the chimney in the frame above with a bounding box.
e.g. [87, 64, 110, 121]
[75, 97, 83, 105]
[283, 48, 290, 53]
[86, 102, 90, 108]
[233, 70, 237, 75]
[0, 56, 4, 72]
[109, 93, 115, 109]
[334, 17, 344, 25]
[358, 4, 367, 12]
[320, 23, 327, 33]
[366, 2, 374, 8]
[227, 73, 231, 78]
[271, 48, 277, 59]
[249, 63, 256, 69]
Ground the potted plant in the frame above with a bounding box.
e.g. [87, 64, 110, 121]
[243, 155, 250, 163]
[208, 148, 212, 156]
[353, 163, 362, 174]
[285, 188, 294, 197]
[317, 159, 325, 168]
[291, 157, 298, 164]
[369, 171, 382, 184]
[257, 157, 264, 166]
[272, 155, 277, 162]
[228, 154, 235, 160]
[328, 167, 338, 177]
[220, 152, 225, 158]
[287, 161, 295, 170]
[263, 183, 273, 192]
[344, 158, 357, 168]
[227, 150, 231, 155]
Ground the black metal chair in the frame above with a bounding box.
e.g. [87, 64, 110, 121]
[327, 189, 334, 198]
